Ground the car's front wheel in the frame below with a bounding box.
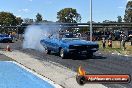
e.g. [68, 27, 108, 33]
[86, 52, 93, 58]
[44, 47, 51, 54]
[60, 48, 66, 59]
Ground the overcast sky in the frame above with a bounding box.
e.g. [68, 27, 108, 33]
[0, 0, 130, 22]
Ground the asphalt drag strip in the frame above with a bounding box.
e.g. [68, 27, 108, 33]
[0, 41, 131, 88]
[20, 49, 132, 88]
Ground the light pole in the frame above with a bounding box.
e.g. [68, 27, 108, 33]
[90, 0, 93, 41]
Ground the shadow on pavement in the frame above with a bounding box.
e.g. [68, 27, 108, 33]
[70, 55, 106, 60]
[51, 52, 107, 60]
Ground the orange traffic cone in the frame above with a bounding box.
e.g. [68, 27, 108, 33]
[6, 44, 11, 52]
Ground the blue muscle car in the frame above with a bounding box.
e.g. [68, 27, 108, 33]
[0, 34, 12, 43]
[40, 33, 99, 59]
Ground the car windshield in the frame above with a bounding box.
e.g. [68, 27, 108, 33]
[60, 33, 80, 40]
[48, 32, 81, 40]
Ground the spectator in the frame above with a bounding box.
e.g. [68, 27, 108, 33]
[108, 40, 112, 48]
[108, 33, 112, 40]
[120, 32, 127, 50]
[102, 37, 106, 48]
[12, 32, 16, 41]
[9, 33, 12, 39]
[108, 33, 112, 48]
[130, 37, 132, 46]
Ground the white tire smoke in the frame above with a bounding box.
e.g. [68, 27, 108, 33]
[23, 24, 60, 51]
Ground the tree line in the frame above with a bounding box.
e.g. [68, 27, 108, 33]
[0, 8, 81, 26]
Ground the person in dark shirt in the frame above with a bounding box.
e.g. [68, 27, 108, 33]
[102, 37, 106, 48]
[120, 32, 127, 50]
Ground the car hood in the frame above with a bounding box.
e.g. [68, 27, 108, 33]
[62, 40, 98, 46]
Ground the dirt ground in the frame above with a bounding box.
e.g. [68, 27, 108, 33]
[98, 41, 132, 55]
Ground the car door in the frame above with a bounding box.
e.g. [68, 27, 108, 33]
[46, 38, 54, 51]
[50, 37, 60, 52]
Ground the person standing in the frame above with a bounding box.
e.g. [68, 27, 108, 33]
[102, 37, 106, 48]
[130, 37, 132, 46]
[108, 33, 112, 48]
[120, 32, 127, 50]
[108, 39, 112, 48]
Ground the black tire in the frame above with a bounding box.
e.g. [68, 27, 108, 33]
[86, 52, 93, 58]
[44, 47, 51, 54]
[8, 40, 12, 43]
[76, 75, 86, 85]
[60, 48, 66, 59]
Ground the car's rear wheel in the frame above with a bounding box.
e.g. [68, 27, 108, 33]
[44, 47, 51, 54]
[60, 48, 66, 59]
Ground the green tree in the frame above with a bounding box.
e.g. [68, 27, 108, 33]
[124, 1, 132, 22]
[57, 8, 81, 23]
[0, 12, 18, 26]
[117, 16, 122, 23]
[16, 17, 23, 25]
[36, 13, 43, 22]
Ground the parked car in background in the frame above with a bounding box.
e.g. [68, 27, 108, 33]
[40, 32, 99, 59]
[0, 34, 12, 43]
